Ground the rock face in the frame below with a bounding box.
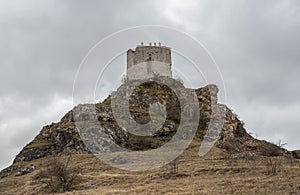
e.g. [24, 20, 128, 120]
[292, 150, 300, 159]
[13, 122, 89, 163]
[15, 164, 35, 176]
[9, 77, 288, 167]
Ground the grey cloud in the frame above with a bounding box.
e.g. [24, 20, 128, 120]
[1, 0, 300, 170]
[0, 0, 164, 170]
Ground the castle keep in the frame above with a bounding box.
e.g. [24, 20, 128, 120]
[127, 43, 172, 80]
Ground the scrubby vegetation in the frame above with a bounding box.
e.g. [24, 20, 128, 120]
[34, 155, 81, 193]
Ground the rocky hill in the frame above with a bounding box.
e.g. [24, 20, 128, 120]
[1, 77, 300, 194]
[1, 77, 292, 176]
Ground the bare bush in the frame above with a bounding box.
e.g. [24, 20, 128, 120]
[169, 158, 179, 175]
[260, 143, 282, 157]
[275, 139, 287, 149]
[287, 153, 296, 167]
[35, 155, 81, 192]
[264, 158, 282, 175]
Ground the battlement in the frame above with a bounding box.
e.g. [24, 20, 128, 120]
[127, 43, 172, 80]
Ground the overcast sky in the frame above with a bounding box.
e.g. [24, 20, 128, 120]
[1, 0, 300, 170]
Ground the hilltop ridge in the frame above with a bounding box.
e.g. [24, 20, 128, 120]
[1, 77, 291, 176]
[1, 77, 300, 194]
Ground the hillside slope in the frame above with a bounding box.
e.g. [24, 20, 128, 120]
[1, 77, 298, 194]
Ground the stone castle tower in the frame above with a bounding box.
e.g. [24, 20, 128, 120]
[127, 43, 172, 80]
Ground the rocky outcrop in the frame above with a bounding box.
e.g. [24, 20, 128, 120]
[6, 77, 292, 171]
[292, 150, 300, 159]
[15, 164, 35, 176]
[13, 122, 89, 163]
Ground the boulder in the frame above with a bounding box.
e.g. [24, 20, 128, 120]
[292, 150, 300, 159]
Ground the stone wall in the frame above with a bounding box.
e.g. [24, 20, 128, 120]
[127, 44, 172, 80]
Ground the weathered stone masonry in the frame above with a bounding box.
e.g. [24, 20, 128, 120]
[127, 43, 172, 80]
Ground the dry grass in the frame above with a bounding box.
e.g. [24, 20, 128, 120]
[1, 143, 300, 194]
[25, 140, 53, 149]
